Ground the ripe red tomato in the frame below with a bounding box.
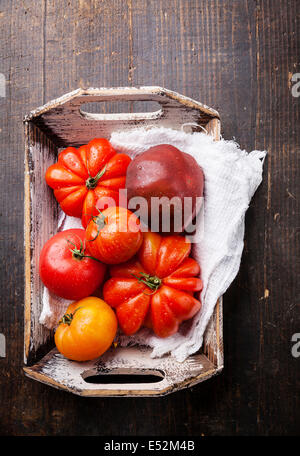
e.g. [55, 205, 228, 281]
[103, 232, 202, 338]
[45, 138, 131, 227]
[39, 229, 106, 300]
[85, 206, 143, 265]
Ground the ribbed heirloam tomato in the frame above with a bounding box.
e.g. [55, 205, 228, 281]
[103, 232, 202, 338]
[55, 297, 118, 361]
[85, 206, 143, 265]
[39, 229, 106, 300]
[45, 138, 131, 227]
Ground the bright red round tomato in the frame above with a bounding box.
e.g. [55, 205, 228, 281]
[45, 138, 131, 227]
[85, 206, 143, 265]
[39, 229, 106, 300]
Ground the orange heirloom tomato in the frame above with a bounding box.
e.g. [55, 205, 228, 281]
[103, 232, 202, 338]
[54, 297, 118, 361]
[86, 206, 143, 265]
[45, 138, 131, 227]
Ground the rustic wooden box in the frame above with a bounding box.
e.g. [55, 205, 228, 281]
[23, 86, 223, 396]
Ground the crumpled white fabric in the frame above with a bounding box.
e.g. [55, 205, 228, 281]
[40, 126, 266, 362]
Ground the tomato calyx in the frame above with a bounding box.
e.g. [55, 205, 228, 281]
[85, 165, 107, 190]
[59, 307, 82, 326]
[132, 272, 162, 295]
[66, 238, 101, 263]
[87, 210, 107, 242]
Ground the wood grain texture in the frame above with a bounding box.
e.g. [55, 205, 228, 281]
[0, 0, 299, 436]
[24, 121, 59, 365]
[24, 346, 218, 397]
[26, 86, 219, 147]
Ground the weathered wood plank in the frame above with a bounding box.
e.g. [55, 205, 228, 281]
[0, 0, 299, 436]
[24, 347, 218, 397]
[24, 122, 59, 365]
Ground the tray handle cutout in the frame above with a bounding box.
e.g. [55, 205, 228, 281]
[80, 100, 162, 121]
[81, 368, 165, 385]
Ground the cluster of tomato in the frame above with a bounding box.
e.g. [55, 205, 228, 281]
[39, 138, 203, 361]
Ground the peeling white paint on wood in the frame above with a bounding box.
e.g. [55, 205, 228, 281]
[0, 333, 5, 358]
[24, 346, 219, 397]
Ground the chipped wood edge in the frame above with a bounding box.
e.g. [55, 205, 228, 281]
[206, 117, 221, 140]
[23, 86, 220, 122]
[203, 117, 224, 371]
[23, 365, 219, 397]
[23, 345, 221, 397]
[160, 87, 220, 119]
[24, 122, 59, 364]
[24, 121, 31, 363]
[203, 298, 224, 370]
[215, 298, 224, 369]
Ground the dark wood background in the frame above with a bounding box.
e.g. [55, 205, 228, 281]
[0, 0, 299, 436]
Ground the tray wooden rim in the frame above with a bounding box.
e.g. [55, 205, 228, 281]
[23, 86, 223, 397]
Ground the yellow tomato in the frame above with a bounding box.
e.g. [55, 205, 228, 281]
[55, 297, 118, 361]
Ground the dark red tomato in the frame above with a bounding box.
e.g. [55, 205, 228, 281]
[126, 144, 204, 233]
[39, 229, 106, 300]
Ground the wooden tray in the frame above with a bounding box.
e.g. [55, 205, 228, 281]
[23, 86, 223, 397]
